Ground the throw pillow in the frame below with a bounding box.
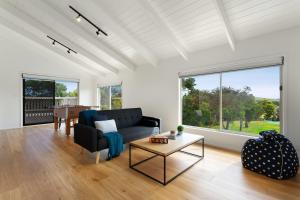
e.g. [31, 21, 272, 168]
[95, 120, 118, 134]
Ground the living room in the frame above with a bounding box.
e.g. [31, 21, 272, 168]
[0, 0, 299, 199]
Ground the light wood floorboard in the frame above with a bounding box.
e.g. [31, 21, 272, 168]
[0, 124, 299, 200]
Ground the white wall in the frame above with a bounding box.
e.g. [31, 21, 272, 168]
[0, 25, 96, 130]
[99, 27, 300, 154]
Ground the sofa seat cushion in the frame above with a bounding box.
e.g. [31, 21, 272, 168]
[118, 126, 159, 143]
[92, 114, 108, 124]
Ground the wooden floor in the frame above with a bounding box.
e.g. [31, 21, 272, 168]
[0, 124, 299, 200]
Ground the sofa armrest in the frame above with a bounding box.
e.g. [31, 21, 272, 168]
[140, 116, 161, 132]
[74, 123, 104, 152]
[140, 119, 158, 127]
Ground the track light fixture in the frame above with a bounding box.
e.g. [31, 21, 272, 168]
[69, 5, 108, 37]
[47, 35, 77, 54]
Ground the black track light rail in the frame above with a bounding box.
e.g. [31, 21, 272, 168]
[69, 5, 108, 37]
[47, 35, 77, 54]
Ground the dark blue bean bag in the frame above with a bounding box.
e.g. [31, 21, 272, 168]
[241, 130, 299, 179]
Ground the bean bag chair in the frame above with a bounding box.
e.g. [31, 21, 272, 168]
[241, 130, 299, 179]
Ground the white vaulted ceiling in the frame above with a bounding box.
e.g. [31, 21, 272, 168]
[0, 0, 300, 76]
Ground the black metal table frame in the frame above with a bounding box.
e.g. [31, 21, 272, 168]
[129, 138, 204, 185]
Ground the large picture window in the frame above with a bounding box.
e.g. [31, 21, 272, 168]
[98, 85, 122, 110]
[181, 65, 281, 136]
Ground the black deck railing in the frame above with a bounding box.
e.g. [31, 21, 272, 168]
[23, 97, 78, 125]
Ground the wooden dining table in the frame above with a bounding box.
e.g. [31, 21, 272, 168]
[53, 105, 94, 135]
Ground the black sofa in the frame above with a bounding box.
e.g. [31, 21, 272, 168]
[74, 108, 160, 160]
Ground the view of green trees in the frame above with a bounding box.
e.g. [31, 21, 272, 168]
[111, 85, 122, 109]
[100, 86, 110, 110]
[99, 85, 122, 110]
[24, 79, 55, 97]
[55, 82, 78, 97]
[182, 77, 280, 136]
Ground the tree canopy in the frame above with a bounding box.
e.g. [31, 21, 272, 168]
[55, 83, 78, 97]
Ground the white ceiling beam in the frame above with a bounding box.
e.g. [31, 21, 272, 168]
[0, 1, 118, 75]
[33, 0, 137, 71]
[212, 0, 236, 51]
[138, 0, 189, 60]
[0, 9, 105, 77]
[88, 0, 158, 67]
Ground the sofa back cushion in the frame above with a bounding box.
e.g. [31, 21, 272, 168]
[92, 114, 108, 123]
[97, 108, 142, 129]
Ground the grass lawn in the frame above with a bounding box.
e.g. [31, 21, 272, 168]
[224, 121, 280, 136]
[210, 120, 280, 136]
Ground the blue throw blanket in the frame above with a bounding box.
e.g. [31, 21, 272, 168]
[104, 132, 124, 160]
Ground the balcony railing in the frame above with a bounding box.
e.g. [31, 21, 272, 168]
[55, 97, 79, 106]
[24, 96, 78, 125]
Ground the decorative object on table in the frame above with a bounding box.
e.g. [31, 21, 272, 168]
[168, 130, 176, 140]
[149, 136, 168, 144]
[241, 130, 299, 180]
[168, 135, 176, 140]
[177, 125, 184, 135]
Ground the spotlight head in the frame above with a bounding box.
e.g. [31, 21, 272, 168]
[96, 30, 100, 37]
[76, 15, 81, 22]
[52, 41, 55, 45]
[67, 49, 71, 54]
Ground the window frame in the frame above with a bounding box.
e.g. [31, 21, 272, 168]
[179, 64, 284, 136]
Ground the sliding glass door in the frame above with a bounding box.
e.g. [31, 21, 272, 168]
[23, 78, 79, 126]
[23, 79, 55, 126]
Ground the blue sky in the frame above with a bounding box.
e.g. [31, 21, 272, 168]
[193, 66, 280, 99]
[57, 81, 78, 92]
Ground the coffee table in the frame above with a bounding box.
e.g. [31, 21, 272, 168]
[129, 132, 204, 185]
